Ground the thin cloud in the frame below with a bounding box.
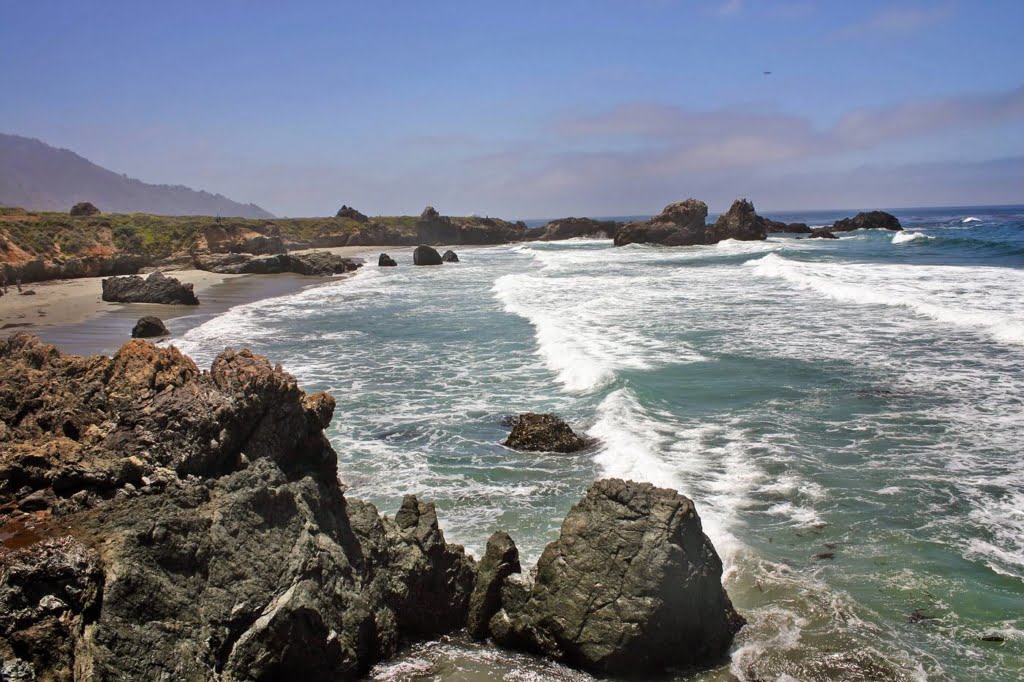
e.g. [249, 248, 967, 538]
[830, 2, 953, 40]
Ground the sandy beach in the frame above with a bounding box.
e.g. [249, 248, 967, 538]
[0, 245, 384, 356]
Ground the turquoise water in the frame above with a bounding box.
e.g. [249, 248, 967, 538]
[177, 206, 1024, 680]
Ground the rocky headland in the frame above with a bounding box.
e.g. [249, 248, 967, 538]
[0, 336, 743, 680]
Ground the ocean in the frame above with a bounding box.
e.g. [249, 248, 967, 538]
[175, 205, 1024, 680]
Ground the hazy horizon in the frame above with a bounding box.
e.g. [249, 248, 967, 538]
[2, 1, 1023, 217]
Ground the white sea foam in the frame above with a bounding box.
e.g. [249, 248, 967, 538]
[891, 231, 931, 244]
[747, 253, 1024, 346]
[962, 216, 982, 223]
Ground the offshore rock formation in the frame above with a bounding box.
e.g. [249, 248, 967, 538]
[809, 228, 838, 239]
[614, 199, 709, 247]
[831, 210, 902, 232]
[194, 251, 362, 276]
[441, 249, 459, 263]
[615, 198, 776, 247]
[378, 253, 398, 267]
[706, 199, 768, 243]
[413, 244, 443, 266]
[532, 217, 619, 241]
[763, 219, 811, 234]
[503, 413, 589, 453]
[101, 271, 199, 305]
[69, 202, 100, 217]
[487, 479, 744, 676]
[130, 315, 168, 338]
[0, 337, 743, 680]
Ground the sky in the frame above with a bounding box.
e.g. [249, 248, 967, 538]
[2, 0, 1023, 218]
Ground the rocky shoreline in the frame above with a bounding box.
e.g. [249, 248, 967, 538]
[0, 335, 742, 680]
[0, 201, 901, 287]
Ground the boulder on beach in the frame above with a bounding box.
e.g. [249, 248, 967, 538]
[131, 316, 168, 338]
[101, 271, 199, 305]
[502, 413, 589, 453]
[69, 201, 100, 217]
[336, 205, 369, 222]
[613, 198, 709, 247]
[831, 210, 902, 232]
[413, 244, 443, 266]
[487, 479, 745, 675]
[378, 253, 398, 266]
[706, 198, 768, 243]
[441, 249, 459, 263]
[808, 228, 838, 239]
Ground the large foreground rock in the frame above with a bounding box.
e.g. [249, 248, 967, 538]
[0, 335, 474, 680]
[101, 271, 199, 305]
[488, 479, 744, 675]
[831, 210, 902, 232]
[614, 199, 708, 247]
[503, 413, 589, 453]
[413, 244, 443, 266]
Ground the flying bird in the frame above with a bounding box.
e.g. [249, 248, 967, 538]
[763, 70, 772, 75]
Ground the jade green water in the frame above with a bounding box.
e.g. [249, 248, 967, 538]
[177, 207, 1024, 680]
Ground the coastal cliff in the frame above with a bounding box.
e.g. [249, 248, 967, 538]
[0, 335, 742, 680]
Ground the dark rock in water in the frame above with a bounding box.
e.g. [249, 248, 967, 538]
[101, 271, 199, 305]
[535, 217, 618, 241]
[69, 201, 100, 216]
[487, 479, 745, 675]
[764, 219, 811, 234]
[614, 198, 708, 247]
[131, 316, 168, 339]
[706, 198, 768, 243]
[336, 205, 369, 222]
[981, 635, 1006, 642]
[413, 244, 443, 266]
[831, 210, 902, 232]
[502, 413, 588, 453]
[0, 537, 104, 676]
[441, 249, 459, 263]
[813, 552, 835, 561]
[468, 531, 520, 639]
[378, 253, 398, 267]
[17, 290, 35, 296]
[421, 206, 440, 220]
[907, 609, 938, 624]
[808, 228, 838, 239]
[194, 252, 361, 276]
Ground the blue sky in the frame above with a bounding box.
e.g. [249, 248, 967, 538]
[2, 0, 1023, 217]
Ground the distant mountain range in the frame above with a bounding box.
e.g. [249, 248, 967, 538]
[0, 133, 273, 218]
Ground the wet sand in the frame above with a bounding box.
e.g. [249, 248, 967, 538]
[0, 245, 385, 356]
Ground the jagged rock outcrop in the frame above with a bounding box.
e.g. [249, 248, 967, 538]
[468, 531, 520, 639]
[69, 202, 100, 217]
[336, 205, 369, 223]
[378, 253, 397, 267]
[487, 479, 744, 676]
[196, 223, 286, 255]
[441, 249, 459, 263]
[614, 199, 709, 247]
[831, 210, 902, 232]
[101, 271, 199, 305]
[131, 316, 168, 338]
[706, 199, 768, 243]
[0, 335, 476, 680]
[194, 252, 361, 276]
[420, 206, 440, 221]
[413, 245, 443, 266]
[503, 413, 589, 453]
[808, 228, 838, 239]
[3, 255, 148, 286]
[533, 217, 618, 241]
